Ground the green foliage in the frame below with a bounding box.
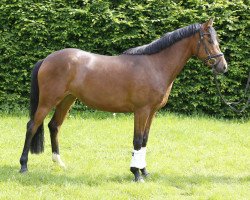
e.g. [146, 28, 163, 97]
[0, 0, 249, 117]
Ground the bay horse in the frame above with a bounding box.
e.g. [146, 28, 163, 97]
[19, 19, 227, 182]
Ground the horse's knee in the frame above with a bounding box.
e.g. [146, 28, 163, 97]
[133, 136, 143, 150]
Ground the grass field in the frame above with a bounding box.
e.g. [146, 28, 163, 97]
[0, 112, 249, 200]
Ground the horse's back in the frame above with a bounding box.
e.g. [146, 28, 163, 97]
[38, 49, 132, 111]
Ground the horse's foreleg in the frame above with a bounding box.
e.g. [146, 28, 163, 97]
[48, 95, 76, 168]
[130, 108, 151, 182]
[140, 112, 155, 177]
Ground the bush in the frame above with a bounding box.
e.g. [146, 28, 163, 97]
[0, 0, 249, 118]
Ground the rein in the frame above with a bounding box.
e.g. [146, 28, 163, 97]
[213, 72, 250, 113]
[196, 27, 250, 113]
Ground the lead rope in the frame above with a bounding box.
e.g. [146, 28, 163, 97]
[213, 71, 250, 113]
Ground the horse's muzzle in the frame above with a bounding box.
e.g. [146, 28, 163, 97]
[213, 59, 228, 74]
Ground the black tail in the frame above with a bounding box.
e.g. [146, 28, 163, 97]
[30, 60, 44, 154]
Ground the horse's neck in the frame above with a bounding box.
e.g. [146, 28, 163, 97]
[152, 36, 194, 83]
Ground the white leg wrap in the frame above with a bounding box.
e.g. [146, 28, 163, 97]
[130, 147, 146, 169]
[52, 153, 66, 168]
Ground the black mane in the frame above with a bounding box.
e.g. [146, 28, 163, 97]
[123, 23, 202, 55]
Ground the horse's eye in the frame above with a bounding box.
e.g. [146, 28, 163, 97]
[208, 38, 213, 44]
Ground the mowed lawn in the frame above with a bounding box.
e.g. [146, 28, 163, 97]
[0, 112, 249, 200]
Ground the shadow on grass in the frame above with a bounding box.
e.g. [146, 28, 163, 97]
[0, 165, 132, 187]
[150, 172, 250, 188]
[0, 165, 249, 187]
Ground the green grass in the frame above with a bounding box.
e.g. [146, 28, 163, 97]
[0, 112, 249, 200]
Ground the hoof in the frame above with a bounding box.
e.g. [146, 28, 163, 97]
[52, 153, 66, 169]
[130, 167, 145, 183]
[19, 166, 28, 173]
[140, 168, 150, 178]
[54, 161, 66, 169]
[133, 175, 145, 183]
[142, 172, 150, 178]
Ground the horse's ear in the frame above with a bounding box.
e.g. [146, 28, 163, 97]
[203, 18, 214, 30]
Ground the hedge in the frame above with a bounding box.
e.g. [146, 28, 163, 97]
[0, 0, 249, 118]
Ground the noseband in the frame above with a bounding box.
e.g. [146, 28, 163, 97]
[196, 28, 224, 67]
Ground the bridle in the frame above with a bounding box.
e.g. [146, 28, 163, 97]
[196, 28, 224, 68]
[196, 27, 250, 113]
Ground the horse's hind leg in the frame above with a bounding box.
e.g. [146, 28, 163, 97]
[48, 95, 76, 168]
[20, 106, 51, 173]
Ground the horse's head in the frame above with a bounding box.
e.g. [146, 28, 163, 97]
[195, 18, 228, 74]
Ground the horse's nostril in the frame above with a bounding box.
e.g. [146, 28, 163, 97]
[223, 64, 228, 72]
